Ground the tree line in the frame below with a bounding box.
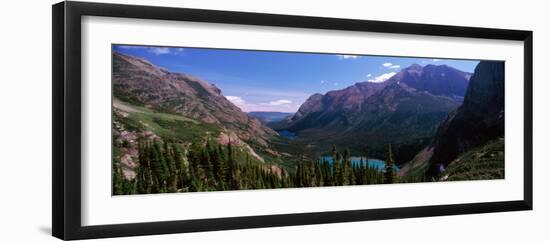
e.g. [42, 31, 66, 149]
[113, 139, 405, 195]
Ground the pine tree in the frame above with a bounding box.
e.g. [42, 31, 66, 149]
[164, 142, 178, 192]
[189, 174, 203, 192]
[384, 144, 395, 184]
[331, 145, 342, 186]
[172, 143, 188, 191]
[307, 161, 315, 187]
[136, 142, 152, 194]
[211, 144, 223, 190]
[112, 160, 123, 195]
[225, 138, 240, 190]
[242, 153, 252, 189]
[342, 147, 351, 185]
[358, 157, 365, 185]
[321, 159, 333, 186]
[314, 161, 323, 186]
[149, 143, 160, 192]
[201, 139, 215, 189]
[349, 161, 356, 185]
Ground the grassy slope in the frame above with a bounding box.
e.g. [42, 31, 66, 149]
[399, 137, 504, 181]
[114, 98, 220, 142]
[443, 138, 504, 181]
[113, 99, 267, 166]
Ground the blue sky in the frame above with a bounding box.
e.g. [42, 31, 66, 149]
[113, 45, 479, 113]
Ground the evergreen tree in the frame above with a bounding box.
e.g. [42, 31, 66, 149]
[163, 142, 178, 192]
[314, 161, 323, 186]
[322, 159, 333, 186]
[201, 139, 215, 189]
[136, 142, 151, 194]
[211, 143, 223, 190]
[225, 138, 240, 190]
[112, 161, 123, 195]
[172, 143, 188, 191]
[342, 147, 351, 185]
[349, 161, 356, 185]
[332, 145, 342, 185]
[358, 157, 366, 185]
[384, 144, 395, 184]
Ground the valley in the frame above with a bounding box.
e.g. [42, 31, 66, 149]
[110, 48, 505, 195]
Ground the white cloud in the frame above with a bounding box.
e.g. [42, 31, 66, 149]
[225, 96, 246, 109]
[115, 45, 185, 56]
[367, 74, 372, 78]
[222, 86, 309, 112]
[261, 99, 293, 106]
[333, 82, 339, 86]
[367, 72, 396, 83]
[421, 58, 444, 64]
[219, 84, 308, 99]
[320, 80, 326, 84]
[382, 62, 401, 69]
[336, 55, 360, 60]
[173, 48, 185, 55]
[116, 45, 144, 49]
[148, 47, 171, 55]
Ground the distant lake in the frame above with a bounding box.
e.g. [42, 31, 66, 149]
[321, 156, 400, 171]
[277, 130, 298, 140]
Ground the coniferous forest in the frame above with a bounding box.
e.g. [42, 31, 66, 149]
[112, 140, 413, 195]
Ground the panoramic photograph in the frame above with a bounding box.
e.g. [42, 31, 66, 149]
[111, 44, 505, 195]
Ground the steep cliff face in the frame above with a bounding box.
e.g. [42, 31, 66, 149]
[112, 52, 276, 147]
[424, 61, 505, 176]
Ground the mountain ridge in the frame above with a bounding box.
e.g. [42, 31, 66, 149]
[248, 111, 294, 124]
[284, 64, 471, 131]
[272, 64, 471, 163]
[112, 51, 277, 148]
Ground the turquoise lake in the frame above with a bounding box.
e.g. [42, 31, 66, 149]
[321, 156, 400, 171]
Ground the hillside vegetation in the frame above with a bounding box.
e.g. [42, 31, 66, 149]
[442, 138, 504, 181]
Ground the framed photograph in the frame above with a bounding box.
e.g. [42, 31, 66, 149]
[52, 1, 533, 240]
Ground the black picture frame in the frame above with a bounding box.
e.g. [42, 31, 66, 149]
[52, 1, 533, 240]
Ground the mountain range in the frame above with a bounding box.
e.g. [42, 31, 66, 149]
[247, 112, 293, 124]
[275, 64, 472, 163]
[112, 51, 502, 181]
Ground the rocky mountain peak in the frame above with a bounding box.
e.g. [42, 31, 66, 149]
[407, 63, 424, 71]
[390, 63, 472, 99]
